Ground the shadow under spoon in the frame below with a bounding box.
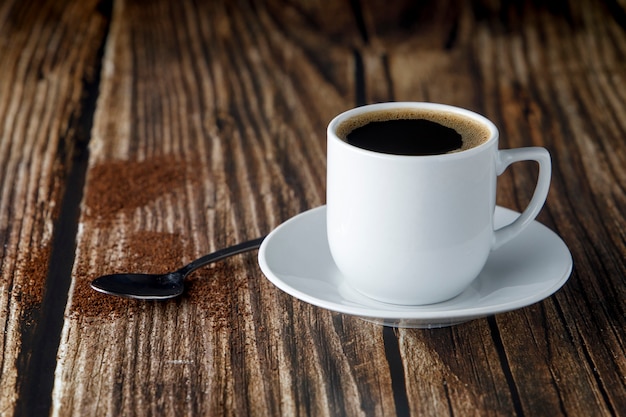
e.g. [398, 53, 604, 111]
[90, 237, 265, 300]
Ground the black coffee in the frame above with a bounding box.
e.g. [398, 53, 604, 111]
[337, 109, 490, 156]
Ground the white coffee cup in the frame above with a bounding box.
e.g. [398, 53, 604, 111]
[326, 102, 551, 305]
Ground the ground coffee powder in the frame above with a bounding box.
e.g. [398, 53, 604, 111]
[83, 157, 189, 221]
[16, 245, 51, 306]
[72, 230, 186, 317]
[72, 157, 245, 324]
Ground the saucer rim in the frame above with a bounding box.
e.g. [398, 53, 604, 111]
[258, 205, 573, 321]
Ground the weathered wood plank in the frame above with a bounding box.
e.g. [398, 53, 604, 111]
[54, 0, 397, 415]
[358, 0, 625, 415]
[0, 0, 108, 414]
[0, 0, 614, 415]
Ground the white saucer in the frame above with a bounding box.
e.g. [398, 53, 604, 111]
[258, 206, 572, 328]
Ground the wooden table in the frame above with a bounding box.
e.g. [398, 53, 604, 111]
[1, 1, 624, 415]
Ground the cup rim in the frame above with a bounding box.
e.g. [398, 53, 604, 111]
[327, 102, 499, 160]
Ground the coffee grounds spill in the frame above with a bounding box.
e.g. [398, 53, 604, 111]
[71, 230, 186, 318]
[73, 157, 247, 323]
[70, 157, 247, 327]
[72, 230, 249, 325]
[83, 157, 193, 220]
[184, 262, 250, 329]
[16, 246, 51, 307]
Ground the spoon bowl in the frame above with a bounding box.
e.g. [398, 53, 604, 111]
[90, 237, 265, 300]
[91, 272, 185, 299]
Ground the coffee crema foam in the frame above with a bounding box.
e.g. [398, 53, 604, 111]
[336, 109, 491, 153]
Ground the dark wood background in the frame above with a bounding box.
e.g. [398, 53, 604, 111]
[0, 0, 624, 415]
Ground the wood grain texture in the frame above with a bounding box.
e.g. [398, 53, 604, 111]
[356, 1, 626, 415]
[53, 0, 394, 416]
[0, 0, 107, 413]
[0, 0, 623, 416]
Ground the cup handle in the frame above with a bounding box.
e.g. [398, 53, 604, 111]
[493, 147, 552, 250]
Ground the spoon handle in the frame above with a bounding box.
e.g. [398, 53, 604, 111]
[177, 236, 265, 277]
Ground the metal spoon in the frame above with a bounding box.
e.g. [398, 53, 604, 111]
[90, 237, 265, 300]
